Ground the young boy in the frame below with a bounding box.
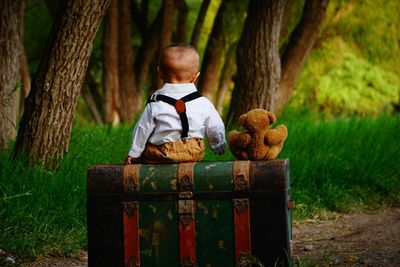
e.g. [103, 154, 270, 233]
[124, 44, 226, 164]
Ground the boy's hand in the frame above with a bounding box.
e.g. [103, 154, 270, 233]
[124, 155, 138, 165]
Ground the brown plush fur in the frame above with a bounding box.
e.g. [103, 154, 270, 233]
[228, 109, 288, 160]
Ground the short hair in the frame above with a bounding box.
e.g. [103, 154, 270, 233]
[159, 44, 199, 81]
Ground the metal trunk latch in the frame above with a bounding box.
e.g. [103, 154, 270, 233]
[177, 162, 196, 217]
[178, 192, 195, 215]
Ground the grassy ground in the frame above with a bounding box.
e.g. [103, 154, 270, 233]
[1, 115, 399, 260]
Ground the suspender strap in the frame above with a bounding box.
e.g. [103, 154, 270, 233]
[180, 91, 202, 102]
[146, 91, 202, 139]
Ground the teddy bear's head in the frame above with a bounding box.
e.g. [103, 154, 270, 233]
[238, 109, 276, 133]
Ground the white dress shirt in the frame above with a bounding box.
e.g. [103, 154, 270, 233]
[128, 83, 227, 158]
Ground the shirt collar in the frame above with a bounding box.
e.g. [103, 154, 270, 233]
[157, 83, 198, 95]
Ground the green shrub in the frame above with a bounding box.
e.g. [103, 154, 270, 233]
[314, 52, 399, 116]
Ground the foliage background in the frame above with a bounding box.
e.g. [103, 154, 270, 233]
[285, 0, 400, 117]
[23, 0, 400, 124]
[1, 0, 399, 262]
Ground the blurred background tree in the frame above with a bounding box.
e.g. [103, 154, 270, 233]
[1, 0, 399, 166]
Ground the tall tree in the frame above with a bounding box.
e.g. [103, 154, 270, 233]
[0, 0, 23, 151]
[198, 0, 247, 102]
[118, 0, 141, 122]
[197, 0, 228, 101]
[276, 0, 329, 112]
[190, 0, 211, 49]
[175, 0, 189, 43]
[18, 1, 31, 100]
[135, 6, 163, 91]
[102, 0, 121, 124]
[131, 0, 149, 40]
[154, 0, 175, 90]
[227, 0, 285, 125]
[14, 0, 109, 166]
[216, 43, 237, 113]
[102, 0, 141, 124]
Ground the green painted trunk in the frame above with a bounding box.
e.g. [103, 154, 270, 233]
[87, 160, 292, 267]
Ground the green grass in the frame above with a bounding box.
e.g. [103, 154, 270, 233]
[279, 114, 400, 217]
[1, 115, 399, 260]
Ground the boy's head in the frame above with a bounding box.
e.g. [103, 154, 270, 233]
[158, 44, 200, 84]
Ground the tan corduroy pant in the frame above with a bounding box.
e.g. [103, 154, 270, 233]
[140, 138, 205, 164]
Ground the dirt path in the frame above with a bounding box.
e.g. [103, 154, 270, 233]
[11, 208, 400, 266]
[292, 208, 400, 266]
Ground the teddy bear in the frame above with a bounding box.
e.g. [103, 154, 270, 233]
[228, 109, 288, 160]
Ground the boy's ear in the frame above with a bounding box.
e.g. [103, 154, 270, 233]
[157, 66, 164, 80]
[190, 72, 200, 83]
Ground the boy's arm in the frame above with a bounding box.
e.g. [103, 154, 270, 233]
[124, 155, 140, 164]
[125, 105, 155, 164]
[205, 104, 227, 155]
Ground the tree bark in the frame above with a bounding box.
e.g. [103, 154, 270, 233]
[0, 0, 23, 151]
[102, 0, 121, 124]
[276, 0, 329, 113]
[85, 71, 103, 115]
[279, 0, 295, 40]
[14, 0, 109, 166]
[154, 0, 175, 89]
[118, 0, 141, 122]
[190, 0, 211, 49]
[216, 43, 237, 114]
[227, 0, 285, 126]
[18, 1, 31, 116]
[131, 0, 149, 40]
[197, 0, 229, 102]
[135, 6, 163, 91]
[175, 0, 188, 43]
[81, 84, 103, 125]
[20, 50, 31, 98]
[198, 0, 247, 102]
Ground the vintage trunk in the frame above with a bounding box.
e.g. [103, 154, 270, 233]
[87, 160, 293, 267]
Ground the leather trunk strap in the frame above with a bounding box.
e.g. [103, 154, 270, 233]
[123, 165, 141, 267]
[178, 163, 196, 267]
[233, 161, 251, 266]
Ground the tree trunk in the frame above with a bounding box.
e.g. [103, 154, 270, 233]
[102, 0, 121, 124]
[275, 0, 329, 113]
[175, 0, 188, 43]
[0, 0, 23, 151]
[131, 0, 149, 40]
[197, 0, 247, 102]
[190, 0, 211, 49]
[227, 0, 285, 126]
[14, 0, 109, 166]
[216, 43, 237, 114]
[81, 84, 104, 125]
[135, 7, 163, 91]
[85, 71, 103, 115]
[20, 50, 31, 98]
[279, 0, 295, 40]
[154, 0, 175, 89]
[197, 0, 229, 102]
[118, 0, 141, 122]
[18, 1, 31, 116]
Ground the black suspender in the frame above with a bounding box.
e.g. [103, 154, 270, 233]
[146, 91, 202, 138]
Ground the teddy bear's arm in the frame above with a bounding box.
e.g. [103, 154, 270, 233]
[235, 132, 252, 147]
[228, 131, 252, 160]
[228, 130, 252, 148]
[265, 125, 288, 146]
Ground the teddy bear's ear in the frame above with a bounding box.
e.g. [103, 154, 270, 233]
[268, 112, 276, 124]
